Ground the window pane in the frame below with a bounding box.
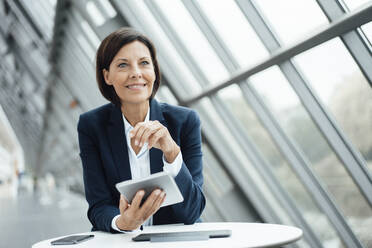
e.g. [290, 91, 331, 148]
[254, 0, 329, 45]
[294, 38, 372, 173]
[361, 21, 372, 44]
[342, 0, 371, 10]
[198, 0, 269, 68]
[249, 66, 372, 247]
[154, 0, 229, 84]
[218, 84, 341, 246]
[193, 97, 293, 225]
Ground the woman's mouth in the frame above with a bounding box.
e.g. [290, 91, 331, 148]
[126, 84, 146, 89]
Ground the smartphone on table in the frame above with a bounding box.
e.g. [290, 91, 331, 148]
[51, 234, 94, 245]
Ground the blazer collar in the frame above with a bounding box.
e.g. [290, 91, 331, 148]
[107, 104, 131, 182]
[107, 99, 166, 182]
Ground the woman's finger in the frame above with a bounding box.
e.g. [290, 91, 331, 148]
[148, 130, 163, 149]
[119, 195, 129, 214]
[139, 125, 161, 148]
[145, 191, 166, 220]
[131, 190, 145, 209]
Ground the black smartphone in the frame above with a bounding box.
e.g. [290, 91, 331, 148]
[51, 234, 94, 245]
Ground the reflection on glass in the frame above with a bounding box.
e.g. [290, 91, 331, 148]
[154, 0, 229, 84]
[198, 0, 269, 68]
[343, 0, 371, 10]
[254, 0, 328, 45]
[294, 38, 372, 174]
[249, 65, 372, 247]
[218, 84, 340, 246]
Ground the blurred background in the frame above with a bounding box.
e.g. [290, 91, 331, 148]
[0, 0, 371, 247]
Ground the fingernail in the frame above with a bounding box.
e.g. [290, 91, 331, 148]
[160, 192, 165, 198]
[155, 189, 160, 195]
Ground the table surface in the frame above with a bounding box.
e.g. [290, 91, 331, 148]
[32, 222, 303, 248]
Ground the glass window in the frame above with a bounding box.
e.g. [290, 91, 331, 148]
[249, 65, 372, 247]
[193, 97, 293, 225]
[294, 38, 372, 173]
[154, 0, 229, 84]
[254, 0, 329, 45]
[342, 0, 371, 10]
[218, 84, 341, 245]
[198, 0, 269, 68]
[361, 21, 372, 44]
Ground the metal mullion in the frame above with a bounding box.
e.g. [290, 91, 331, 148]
[183, 3, 372, 104]
[240, 81, 355, 245]
[236, 1, 367, 247]
[181, 1, 318, 246]
[212, 95, 319, 247]
[239, 0, 372, 206]
[316, 0, 372, 86]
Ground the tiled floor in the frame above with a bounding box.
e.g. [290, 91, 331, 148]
[0, 188, 91, 248]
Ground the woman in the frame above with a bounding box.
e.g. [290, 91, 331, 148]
[77, 27, 205, 233]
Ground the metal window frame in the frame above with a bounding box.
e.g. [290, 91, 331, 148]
[239, 0, 372, 205]
[181, 1, 321, 247]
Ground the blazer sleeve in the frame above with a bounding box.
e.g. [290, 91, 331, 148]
[172, 110, 206, 224]
[77, 115, 120, 233]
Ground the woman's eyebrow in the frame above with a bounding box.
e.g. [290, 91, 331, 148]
[116, 58, 128, 62]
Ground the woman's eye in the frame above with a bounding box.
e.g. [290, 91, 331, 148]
[118, 63, 128, 68]
[140, 61, 150, 65]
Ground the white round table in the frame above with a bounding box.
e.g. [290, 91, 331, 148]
[32, 222, 303, 248]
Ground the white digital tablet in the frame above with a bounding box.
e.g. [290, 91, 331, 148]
[115, 171, 184, 208]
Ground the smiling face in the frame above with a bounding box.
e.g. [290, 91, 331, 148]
[103, 41, 156, 107]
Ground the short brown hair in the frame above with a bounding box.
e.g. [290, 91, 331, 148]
[96, 27, 161, 106]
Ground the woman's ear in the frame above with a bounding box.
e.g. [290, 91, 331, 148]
[103, 68, 112, 85]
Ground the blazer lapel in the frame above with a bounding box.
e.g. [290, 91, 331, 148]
[150, 99, 166, 174]
[107, 104, 132, 182]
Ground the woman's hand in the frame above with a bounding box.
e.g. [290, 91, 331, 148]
[130, 121, 180, 163]
[116, 189, 166, 231]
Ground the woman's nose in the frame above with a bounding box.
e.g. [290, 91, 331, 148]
[130, 65, 142, 78]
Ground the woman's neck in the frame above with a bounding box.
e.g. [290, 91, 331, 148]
[121, 101, 149, 127]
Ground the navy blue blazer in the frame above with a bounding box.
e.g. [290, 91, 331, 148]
[77, 99, 205, 233]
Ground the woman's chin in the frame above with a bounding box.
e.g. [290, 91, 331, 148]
[120, 95, 151, 105]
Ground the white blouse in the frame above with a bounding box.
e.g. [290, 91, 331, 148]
[111, 108, 182, 232]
